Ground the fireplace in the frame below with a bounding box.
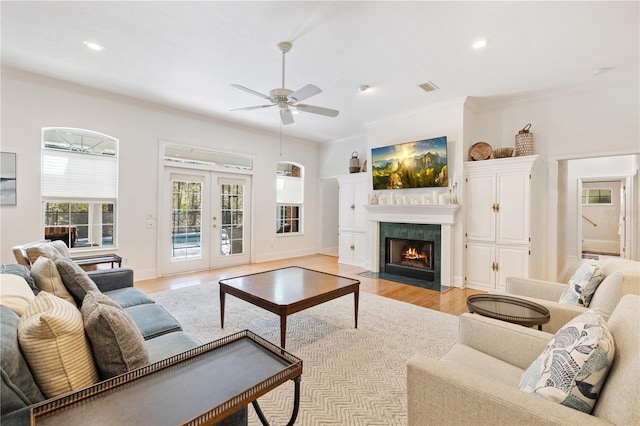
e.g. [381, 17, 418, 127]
[385, 238, 435, 281]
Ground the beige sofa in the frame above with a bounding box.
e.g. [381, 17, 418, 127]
[407, 294, 639, 426]
[505, 257, 640, 333]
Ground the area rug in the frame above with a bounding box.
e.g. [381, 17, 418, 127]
[151, 283, 459, 425]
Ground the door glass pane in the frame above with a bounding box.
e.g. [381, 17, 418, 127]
[171, 179, 202, 260]
[220, 184, 244, 256]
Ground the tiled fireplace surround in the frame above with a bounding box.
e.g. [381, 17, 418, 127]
[364, 204, 459, 291]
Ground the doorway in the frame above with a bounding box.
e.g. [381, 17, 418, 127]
[579, 179, 625, 259]
[161, 168, 251, 275]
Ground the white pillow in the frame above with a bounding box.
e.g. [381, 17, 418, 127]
[0, 273, 36, 316]
[30, 257, 76, 306]
[519, 309, 614, 413]
[558, 261, 604, 306]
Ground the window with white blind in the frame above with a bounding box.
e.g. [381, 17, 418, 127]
[41, 128, 118, 249]
[276, 162, 303, 234]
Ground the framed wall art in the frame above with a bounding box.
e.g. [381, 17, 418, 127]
[1, 152, 17, 205]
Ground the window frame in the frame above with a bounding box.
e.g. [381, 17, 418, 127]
[581, 188, 613, 205]
[41, 128, 119, 252]
[276, 162, 304, 235]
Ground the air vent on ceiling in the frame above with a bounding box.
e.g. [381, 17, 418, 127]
[419, 81, 439, 92]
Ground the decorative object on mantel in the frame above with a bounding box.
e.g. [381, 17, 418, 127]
[449, 182, 458, 204]
[361, 159, 367, 173]
[515, 123, 534, 156]
[492, 147, 514, 159]
[468, 142, 492, 161]
[349, 151, 360, 173]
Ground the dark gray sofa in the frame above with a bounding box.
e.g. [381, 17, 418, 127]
[1, 264, 247, 425]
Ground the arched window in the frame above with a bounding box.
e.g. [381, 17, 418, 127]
[276, 162, 303, 234]
[41, 128, 118, 249]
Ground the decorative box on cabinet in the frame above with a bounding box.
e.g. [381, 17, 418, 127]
[336, 173, 369, 268]
[464, 155, 543, 291]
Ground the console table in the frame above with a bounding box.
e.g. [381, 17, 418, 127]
[71, 253, 122, 269]
[29, 330, 302, 425]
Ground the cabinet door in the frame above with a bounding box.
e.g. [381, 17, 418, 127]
[352, 184, 369, 230]
[465, 242, 495, 289]
[338, 183, 354, 229]
[338, 232, 354, 263]
[495, 245, 529, 290]
[466, 174, 496, 242]
[496, 172, 530, 245]
[352, 232, 369, 265]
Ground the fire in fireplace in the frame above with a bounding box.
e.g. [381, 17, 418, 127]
[385, 238, 435, 281]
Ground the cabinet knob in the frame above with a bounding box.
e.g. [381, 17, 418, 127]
[492, 203, 500, 212]
[350, 204, 355, 210]
[350, 244, 355, 250]
[491, 262, 499, 271]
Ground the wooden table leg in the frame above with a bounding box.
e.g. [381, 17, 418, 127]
[280, 315, 287, 349]
[220, 289, 226, 328]
[354, 289, 359, 329]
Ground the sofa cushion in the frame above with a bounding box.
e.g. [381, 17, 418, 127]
[0, 306, 45, 416]
[54, 258, 99, 304]
[1, 264, 39, 295]
[518, 309, 614, 413]
[18, 292, 99, 398]
[0, 274, 36, 316]
[104, 287, 155, 308]
[124, 303, 183, 340]
[30, 257, 76, 306]
[558, 261, 604, 306]
[145, 331, 201, 363]
[81, 291, 150, 379]
[25, 240, 70, 265]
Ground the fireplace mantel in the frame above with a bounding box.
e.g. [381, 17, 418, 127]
[364, 204, 460, 289]
[363, 204, 459, 225]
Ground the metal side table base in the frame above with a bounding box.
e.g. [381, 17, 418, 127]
[252, 377, 301, 426]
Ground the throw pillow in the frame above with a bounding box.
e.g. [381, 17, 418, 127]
[1, 264, 39, 295]
[0, 273, 36, 316]
[81, 291, 150, 379]
[25, 240, 71, 265]
[17, 292, 99, 398]
[518, 309, 614, 413]
[588, 272, 624, 316]
[30, 257, 76, 306]
[558, 261, 604, 306]
[54, 258, 99, 304]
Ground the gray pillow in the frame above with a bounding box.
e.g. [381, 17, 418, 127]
[54, 258, 99, 304]
[81, 291, 150, 379]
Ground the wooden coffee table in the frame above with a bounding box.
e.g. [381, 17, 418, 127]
[219, 267, 360, 349]
[467, 294, 550, 330]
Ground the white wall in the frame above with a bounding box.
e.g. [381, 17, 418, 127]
[0, 68, 321, 278]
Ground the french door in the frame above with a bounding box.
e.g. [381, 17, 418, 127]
[161, 168, 251, 275]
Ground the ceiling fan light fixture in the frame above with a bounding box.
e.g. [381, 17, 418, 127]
[358, 84, 370, 93]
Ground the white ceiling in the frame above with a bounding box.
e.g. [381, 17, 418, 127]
[2, 1, 638, 143]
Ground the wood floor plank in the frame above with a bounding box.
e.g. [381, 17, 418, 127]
[135, 254, 485, 316]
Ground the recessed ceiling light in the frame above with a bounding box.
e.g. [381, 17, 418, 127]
[83, 41, 105, 51]
[358, 85, 371, 93]
[472, 38, 489, 49]
[592, 67, 614, 76]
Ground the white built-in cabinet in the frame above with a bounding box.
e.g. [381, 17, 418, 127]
[464, 155, 542, 291]
[336, 173, 369, 268]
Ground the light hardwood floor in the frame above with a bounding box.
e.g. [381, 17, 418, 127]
[135, 254, 485, 316]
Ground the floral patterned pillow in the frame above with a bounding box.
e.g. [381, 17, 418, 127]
[518, 309, 614, 413]
[558, 261, 604, 306]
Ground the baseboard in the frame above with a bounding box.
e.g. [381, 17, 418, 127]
[254, 248, 318, 263]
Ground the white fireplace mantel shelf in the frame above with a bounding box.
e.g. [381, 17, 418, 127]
[363, 204, 460, 225]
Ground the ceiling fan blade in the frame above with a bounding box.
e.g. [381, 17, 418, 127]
[296, 104, 340, 117]
[230, 104, 275, 111]
[230, 84, 272, 101]
[288, 84, 322, 103]
[280, 108, 294, 125]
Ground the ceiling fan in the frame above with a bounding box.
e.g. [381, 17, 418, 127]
[230, 41, 339, 125]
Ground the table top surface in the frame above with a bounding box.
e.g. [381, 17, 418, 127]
[466, 294, 550, 326]
[219, 266, 360, 306]
[32, 331, 301, 426]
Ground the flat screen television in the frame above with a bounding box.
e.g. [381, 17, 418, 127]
[371, 136, 447, 190]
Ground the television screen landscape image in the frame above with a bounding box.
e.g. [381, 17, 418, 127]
[371, 136, 448, 190]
